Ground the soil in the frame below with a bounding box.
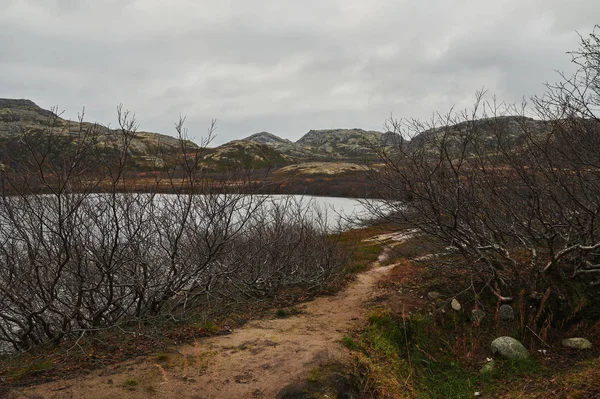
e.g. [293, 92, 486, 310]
[8, 263, 396, 399]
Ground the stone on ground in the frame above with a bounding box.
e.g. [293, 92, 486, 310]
[491, 337, 529, 360]
[451, 298, 461, 311]
[562, 338, 592, 350]
[427, 291, 440, 300]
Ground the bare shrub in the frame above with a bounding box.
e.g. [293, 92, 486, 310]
[0, 109, 346, 352]
[365, 27, 600, 314]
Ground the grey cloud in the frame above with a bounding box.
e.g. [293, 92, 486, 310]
[1, 0, 599, 144]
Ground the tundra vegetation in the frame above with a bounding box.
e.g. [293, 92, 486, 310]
[333, 25, 600, 398]
[367, 25, 600, 319]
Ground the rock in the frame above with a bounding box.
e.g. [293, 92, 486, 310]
[451, 298, 461, 311]
[491, 337, 529, 360]
[480, 359, 495, 374]
[427, 291, 440, 300]
[499, 304, 514, 321]
[562, 338, 592, 350]
[471, 309, 486, 323]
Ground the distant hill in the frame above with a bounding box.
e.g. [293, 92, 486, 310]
[296, 128, 385, 158]
[246, 131, 292, 144]
[204, 128, 404, 169]
[0, 99, 200, 171]
[0, 99, 556, 176]
[202, 116, 562, 174]
[408, 115, 546, 151]
[202, 139, 295, 170]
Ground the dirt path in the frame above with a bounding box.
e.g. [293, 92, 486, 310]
[11, 264, 395, 399]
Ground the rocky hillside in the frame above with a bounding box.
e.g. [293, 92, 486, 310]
[0, 99, 199, 170]
[296, 128, 384, 158]
[1, 99, 557, 174]
[206, 116, 548, 169]
[206, 128, 402, 169]
[202, 140, 295, 170]
[0, 99, 395, 173]
[408, 115, 548, 151]
[203, 116, 563, 173]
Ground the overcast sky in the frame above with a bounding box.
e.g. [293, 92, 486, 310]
[1, 0, 599, 145]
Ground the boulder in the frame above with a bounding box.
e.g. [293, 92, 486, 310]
[451, 298, 461, 311]
[562, 338, 592, 350]
[491, 337, 529, 360]
[499, 304, 514, 321]
[471, 309, 486, 323]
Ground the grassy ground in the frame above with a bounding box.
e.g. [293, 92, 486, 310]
[345, 308, 600, 398]
[305, 233, 600, 399]
[6, 226, 598, 398]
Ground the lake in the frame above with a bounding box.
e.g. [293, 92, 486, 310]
[263, 195, 377, 230]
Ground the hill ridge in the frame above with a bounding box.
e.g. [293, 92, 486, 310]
[0, 98, 552, 172]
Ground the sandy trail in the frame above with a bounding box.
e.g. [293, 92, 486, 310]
[12, 264, 394, 399]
